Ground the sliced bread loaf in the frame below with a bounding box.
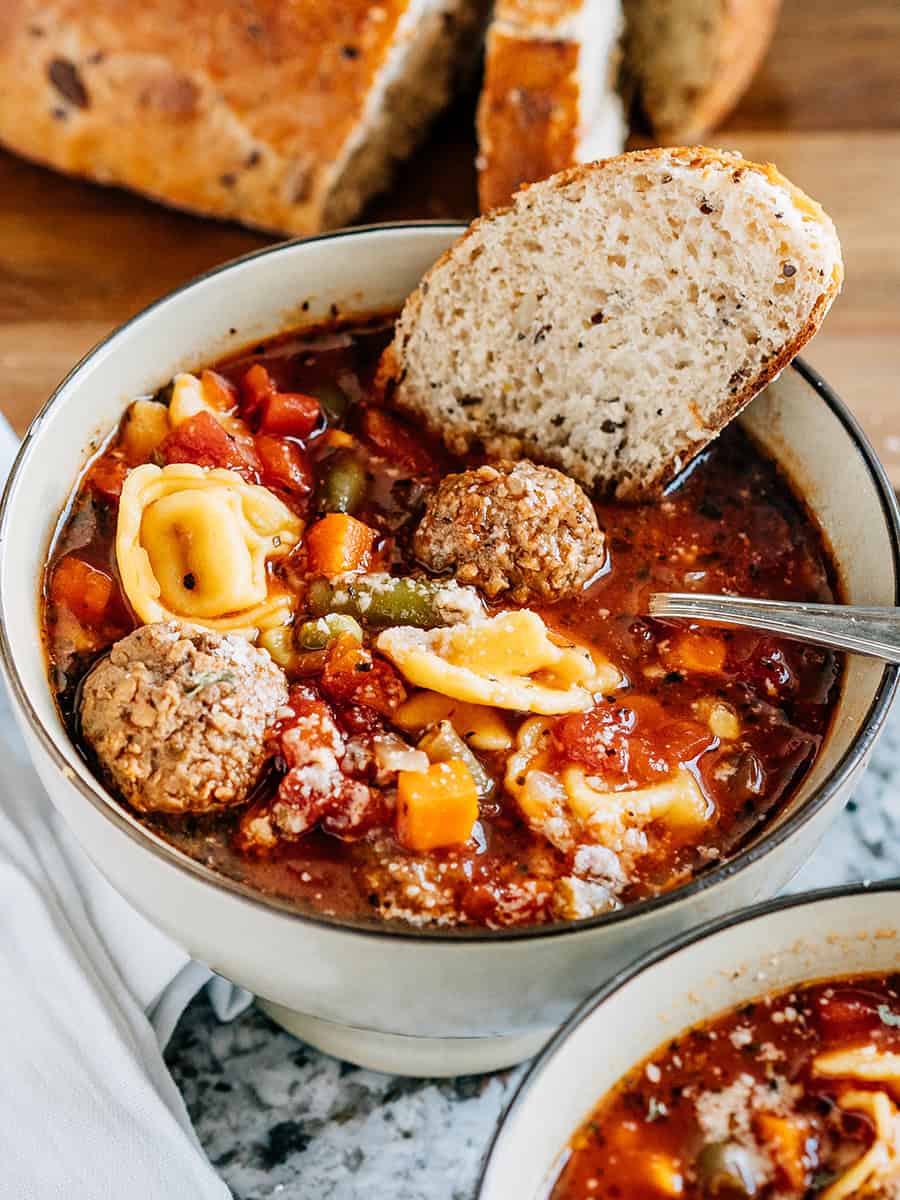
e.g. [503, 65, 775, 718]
[0, 0, 488, 236]
[476, 0, 627, 211]
[379, 147, 843, 500]
[623, 0, 782, 141]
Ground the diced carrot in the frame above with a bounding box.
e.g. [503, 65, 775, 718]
[362, 408, 438, 475]
[754, 1113, 808, 1190]
[86, 453, 130, 502]
[321, 429, 356, 450]
[50, 556, 114, 625]
[306, 513, 375, 576]
[396, 760, 478, 852]
[256, 434, 313, 500]
[644, 1152, 685, 1197]
[201, 369, 237, 411]
[259, 390, 321, 438]
[158, 411, 247, 472]
[665, 631, 727, 674]
[239, 363, 276, 419]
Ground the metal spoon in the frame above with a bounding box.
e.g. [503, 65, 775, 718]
[647, 594, 900, 664]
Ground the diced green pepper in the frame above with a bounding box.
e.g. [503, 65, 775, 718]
[308, 575, 445, 629]
[315, 451, 368, 514]
[310, 382, 349, 423]
[417, 720, 496, 801]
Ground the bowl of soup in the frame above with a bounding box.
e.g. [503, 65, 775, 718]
[478, 881, 900, 1197]
[0, 224, 897, 1075]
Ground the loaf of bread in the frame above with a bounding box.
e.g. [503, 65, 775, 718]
[476, 0, 626, 212]
[379, 147, 843, 501]
[0, 0, 487, 235]
[623, 0, 782, 141]
[476, 0, 782, 211]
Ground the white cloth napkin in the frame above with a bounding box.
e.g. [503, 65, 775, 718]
[0, 417, 247, 1198]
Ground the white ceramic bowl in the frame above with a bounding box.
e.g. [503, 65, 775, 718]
[478, 881, 900, 1197]
[1, 224, 898, 1076]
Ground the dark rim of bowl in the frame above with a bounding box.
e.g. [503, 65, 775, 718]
[0, 221, 898, 944]
[476, 877, 900, 1196]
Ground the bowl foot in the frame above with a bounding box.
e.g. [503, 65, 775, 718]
[256, 1000, 553, 1077]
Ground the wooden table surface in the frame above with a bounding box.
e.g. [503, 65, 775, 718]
[1, 0, 898, 480]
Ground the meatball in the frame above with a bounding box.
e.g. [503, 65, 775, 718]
[80, 621, 289, 814]
[413, 460, 606, 602]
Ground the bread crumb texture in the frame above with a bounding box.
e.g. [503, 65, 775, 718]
[384, 147, 843, 500]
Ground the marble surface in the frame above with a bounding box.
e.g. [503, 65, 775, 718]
[165, 706, 900, 1200]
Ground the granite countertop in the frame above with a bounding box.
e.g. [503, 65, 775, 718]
[166, 707, 900, 1200]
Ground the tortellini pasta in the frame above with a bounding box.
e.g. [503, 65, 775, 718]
[808, 1048, 900, 1199]
[376, 610, 621, 716]
[116, 463, 302, 636]
[804, 1083, 900, 1200]
[506, 716, 709, 854]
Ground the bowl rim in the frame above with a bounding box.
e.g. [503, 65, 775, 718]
[1, 220, 898, 945]
[476, 876, 900, 1196]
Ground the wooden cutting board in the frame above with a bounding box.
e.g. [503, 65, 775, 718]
[1, 0, 898, 482]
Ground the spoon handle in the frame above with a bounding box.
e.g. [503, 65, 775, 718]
[647, 594, 900, 664]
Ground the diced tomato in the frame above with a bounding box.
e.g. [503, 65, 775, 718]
[735, 637, 797, 697]
[239, 363, 276, 420]
[259, 390, 321, 438]
[50, 556, 115, 625]
[158, 411, 248, 472]
[553, 703, 636, 777]
[255, 434, 313, 501]
[320, 636, 407, 717]
[361, 408, 438, 475]
[200, 369, 237, 411]
[320, 781, 389, 840]
[86, 454, 130, 502]
[337, 704, 385, 736]
[657, 719, 715, 764]
[816, 987, 885, 1041]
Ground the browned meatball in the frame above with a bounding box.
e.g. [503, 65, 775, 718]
[80, 621, 288, 814]
[413, 460, 606, 602]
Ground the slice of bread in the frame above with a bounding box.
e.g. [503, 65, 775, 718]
[379, 147, 843, 501]
[476, 0, 627, 211]
[0, 0, 488, 236]
[623, 0, 781, 141]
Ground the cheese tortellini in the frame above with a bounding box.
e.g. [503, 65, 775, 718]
[808, 1051, 900, 1200]
[377, 610, 621, 716]
[116, 463, 302, 636]
[506, 717, 709, 854]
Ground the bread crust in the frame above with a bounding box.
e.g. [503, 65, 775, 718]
[0, 0, 481, 235]
[632, 0, 782, 141]
[380, 146, 843, 501]
[476, 30, 581, 212]
[476, 0, 625, 212]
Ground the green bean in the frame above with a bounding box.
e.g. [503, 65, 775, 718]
[296, 613, 364, 650]
[315, 451, 368, 514]
[417, 721, 495, 800]
[308, 575, 445, 629]
[310, 382, 349, 423]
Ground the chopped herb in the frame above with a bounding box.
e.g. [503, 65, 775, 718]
[877, 1004, 900, 1027]
[184, 671, 235, 696]
[646, 1097, 668, 1122]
